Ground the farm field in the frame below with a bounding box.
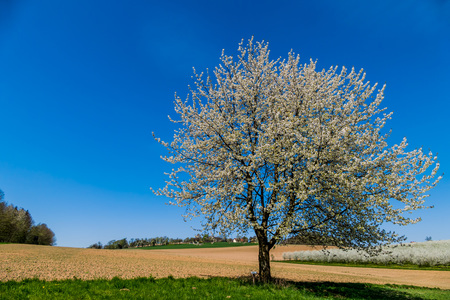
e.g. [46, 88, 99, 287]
[1, 243, 449, 290]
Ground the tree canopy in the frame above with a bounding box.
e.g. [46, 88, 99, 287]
[154, 39, 441, 282]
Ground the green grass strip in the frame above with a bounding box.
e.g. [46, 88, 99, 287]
[134, 242, 257, 250]
[1, 276, 448, 299]
[277, 260, 450, 271]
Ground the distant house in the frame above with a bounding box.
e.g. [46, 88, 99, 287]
[233, 238, 237, 243]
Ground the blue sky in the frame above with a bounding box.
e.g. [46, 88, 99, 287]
[0, 0, 449, 248]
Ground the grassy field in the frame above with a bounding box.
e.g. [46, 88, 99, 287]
[1, 276, 449, 300]
[135, 242, 257, 250]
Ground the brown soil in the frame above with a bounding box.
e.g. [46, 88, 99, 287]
[1, 244, 448, 289]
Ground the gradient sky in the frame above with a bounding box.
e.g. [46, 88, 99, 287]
[0, 0, 449, 248]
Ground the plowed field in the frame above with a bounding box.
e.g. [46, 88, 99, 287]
[1, 244, 448, 289]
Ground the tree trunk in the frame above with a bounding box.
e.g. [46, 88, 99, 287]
[257, 240, 271, 283]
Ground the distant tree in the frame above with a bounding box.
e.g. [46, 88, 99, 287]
[116, 238, 128, 249]
[249, 236, 258, 243]
[9, 208, 33, 243]
[104, 239, 117, 249]
[130, 239, 137, 247]
[129, 238, 141, 248]
[0, 202, 14, 242]
[129, 238, 153, 247]
[26, 223, 56, 246]
[172, 238, 183, 244]
[425, 236, 432, 241]
[283, 232, 335, 246]
[0, 190, 11, 242]
[154, 39, 442, 282]
[104, 238, 128, 249]
[201, 233, 214, 243]
[88, 242, 103, 249]
[0, 198, 33, 244]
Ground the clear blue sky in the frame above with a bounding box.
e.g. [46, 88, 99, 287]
[0, 0, 449, 248]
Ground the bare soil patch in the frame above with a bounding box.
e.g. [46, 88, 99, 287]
[1, 244, 448, 289]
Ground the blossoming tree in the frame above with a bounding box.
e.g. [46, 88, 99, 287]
[154, 39, 441, 282]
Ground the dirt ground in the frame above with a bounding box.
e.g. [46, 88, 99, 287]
[1, 244, 448, 289]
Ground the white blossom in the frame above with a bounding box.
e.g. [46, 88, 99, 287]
[152, 38, 441, 280]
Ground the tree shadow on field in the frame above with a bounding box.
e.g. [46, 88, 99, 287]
[282, 280, 429, 300]
[238, 276, 431, 299]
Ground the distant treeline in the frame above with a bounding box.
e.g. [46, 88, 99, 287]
[88, 235, 259, 249]
[0, 189, 55, 246]
[88, 232, 334, 249]
[282, 232, 337, 246]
